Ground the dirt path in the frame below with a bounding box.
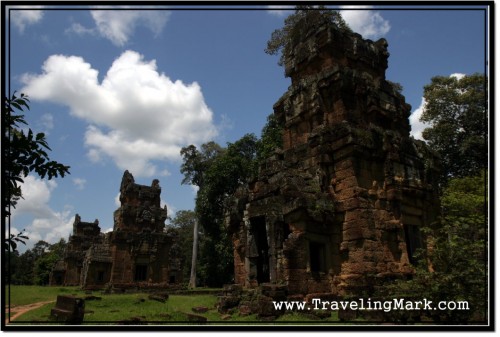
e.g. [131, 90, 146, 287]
[4, 300, 55, 324]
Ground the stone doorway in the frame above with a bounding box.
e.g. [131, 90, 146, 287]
[134, 264, 148, 282]
[403, 224, 423, 265]
[309, 241, 327, 273]
[250, 216, 270, 284]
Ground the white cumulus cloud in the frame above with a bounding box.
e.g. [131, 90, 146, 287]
[114, 192, 121, 208]
[90, 9, 170, 46]
[21, 50, 218, 177]
[340, 6, 390, 39]
[266, 5, 294, 17]
[162, 200, 176, 219]
[10, 176, 74, 248]
[409, 98, 431, 141]
[190, 184, 199, 195]
[12, 175, 57, 219]
[9, 6, 44, 33]
[450, 73, 466, 80]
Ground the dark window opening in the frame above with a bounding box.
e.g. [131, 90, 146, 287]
[404, 224, 423, 265]
[282, 222, 291, 242]
[97, 270, 105, 283]
[169, 275, 176, 284]
[55, 275, 63, 285]
[135, 264, 148, 281]
[250, 216, 270, 284]
[310, 241, 326, 273]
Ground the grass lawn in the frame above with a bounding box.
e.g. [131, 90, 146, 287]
[6, 285, 84, 306]
[6, 285, 340, 325]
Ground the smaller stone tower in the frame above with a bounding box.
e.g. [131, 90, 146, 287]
[50, 171, 183, 290]
[108, 170, 182, 288]
[62, 215, 102, 286]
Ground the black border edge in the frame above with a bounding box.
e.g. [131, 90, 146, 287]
[1, 0, 495, 332]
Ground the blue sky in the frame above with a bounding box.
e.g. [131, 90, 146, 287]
[5, 4, 488, 251]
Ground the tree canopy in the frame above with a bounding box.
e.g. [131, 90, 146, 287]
[378, 73, 489, 323]
[420, 73, 487, 182]
[179, 109, 284, 286]
[265, 5, 351, 66]
[256, 113, 284, 162]
[180, 134, 258, 286]
[170, 210, 198, 282]
[380, 173, 487, 323]
[7, 239, 67, 285]
[180, 141, 223, 188]
[4, 93, 71, 252]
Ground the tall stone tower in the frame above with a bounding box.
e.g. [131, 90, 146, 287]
[225, 19, 439, 296]
[108, 170, 181, 287]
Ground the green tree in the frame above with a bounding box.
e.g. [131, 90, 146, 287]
[31, 240, 50, 258]
[10, 249, 35, 285]
[170, 210, 198, 283]
[197, 135, 258, 286]
[5, 230, 28, 252]
[8, 240, 49, 285]
[265, 5, 351, 66]
[33, 239, 66, 285]
[48, 238, 67, 259]
[5, 249, 19, 284]
[420, 74, 487, 182]
[4, 93, 70, 252]
[381, 173, 487, 323]
[256, 113, 284, 163]
[180, 142, 223, 188]
[179, 110, 286, 286]
[180, 134, 258, 286]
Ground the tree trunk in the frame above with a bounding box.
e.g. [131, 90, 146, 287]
[188, 219, 199, 289]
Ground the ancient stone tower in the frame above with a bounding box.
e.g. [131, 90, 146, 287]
[50, 171, 182, 290]
[106, 170, 182, 288]
[225, 19, 439, 297]
[51, 215, 102, 286]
